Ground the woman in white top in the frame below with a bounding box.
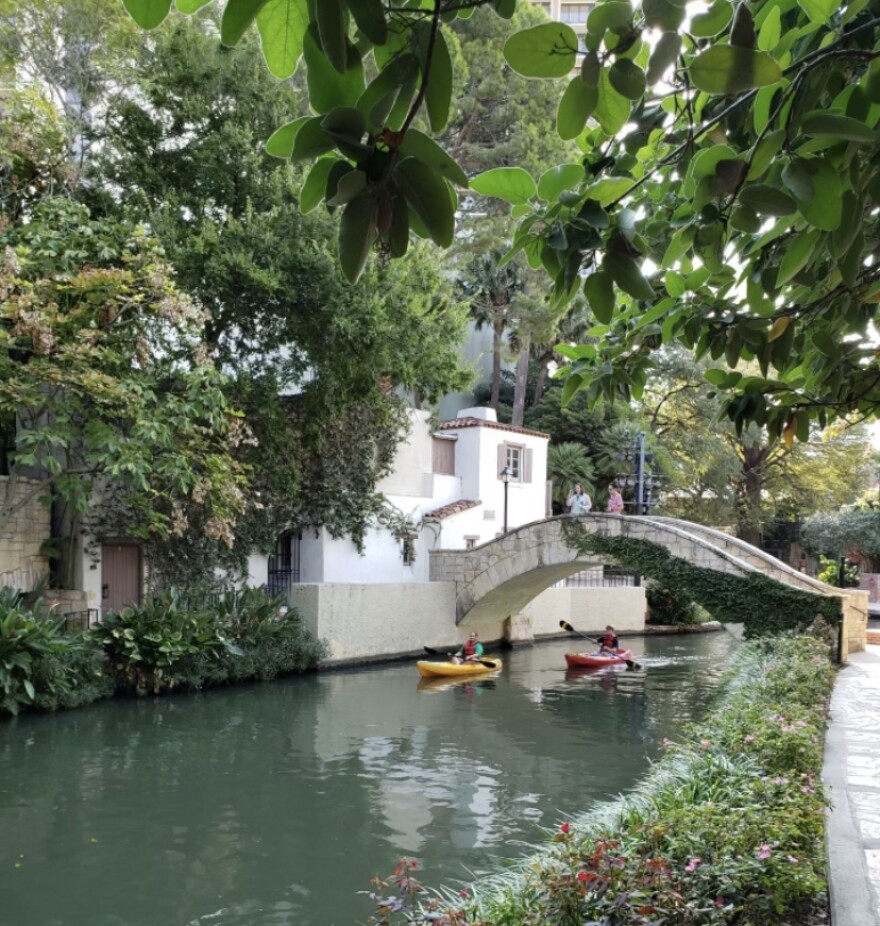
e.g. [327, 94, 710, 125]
[567, 483, 592, 515]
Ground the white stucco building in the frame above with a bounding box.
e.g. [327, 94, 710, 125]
[247, 405, 551, 588]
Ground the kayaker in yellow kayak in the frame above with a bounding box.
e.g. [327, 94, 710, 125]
[453, 631, 484, 664]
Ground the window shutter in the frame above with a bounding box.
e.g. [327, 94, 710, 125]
[497, 442, 506, 476]
[523, 448, 533, 483]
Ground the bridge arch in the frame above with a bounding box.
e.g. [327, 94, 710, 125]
[428, 514, 840, 627]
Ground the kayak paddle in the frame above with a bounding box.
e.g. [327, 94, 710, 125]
[423, 645, 498, 669]
[558, 620, 641, 670]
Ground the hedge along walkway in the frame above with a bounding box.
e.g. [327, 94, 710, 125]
[824, 644, 880, 926]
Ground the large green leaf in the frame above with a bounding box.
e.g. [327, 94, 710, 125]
[594, 67, 631, 135]
[795, 159, 841, 231]
[470, 167, 537, 205]
[221, 0, 271, 46]
[538, 164, 585, 201]
[604, 251, 654, 300]
[265, 116, 309, 158]
[587, 1, 633, 35]
[798, 0, 838, 23]
[584, 176, 632, 206]
[257, 0, 308, 79]
[583, 271, 615, 323]
[339, 193, 377, 283]
[344, 0, 386, 45]
[316, 0, 347, 73]
[399, 130, 468, 188]
[776, 229, 820, 286]
[691, 0, 733, 37]
[609, 59, 646, 100]
[557, 78, 598, 140]
[299, 157, 339, 212]
[647, 32, 681, 84]
[800, 112, 878, 143]
[503, 23, 579, 79]
[642, 0, 686, 31]
[689, 46, 782, 94]
[290, 117, 335, 161]
[356, 54, 419, 131]
[123, 0, 172, 29]
[423, 28, 453, 132]
[175, 0, 212, 11]
[395, 158, 456, 247]
[303, 26, 364, 114]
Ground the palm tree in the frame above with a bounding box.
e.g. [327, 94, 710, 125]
[548, 442, 595, 511]
[456, 250, 523, 411]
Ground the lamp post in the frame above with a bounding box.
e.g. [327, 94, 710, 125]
[500, 465, 512, 534]
[616, 432, 663, 516]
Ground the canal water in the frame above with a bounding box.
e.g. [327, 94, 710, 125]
[0, 631, 737, 926]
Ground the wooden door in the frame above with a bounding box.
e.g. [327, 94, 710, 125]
[101, 543, 141, 614]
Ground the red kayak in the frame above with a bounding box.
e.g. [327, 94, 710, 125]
[565, 649, 633, 668]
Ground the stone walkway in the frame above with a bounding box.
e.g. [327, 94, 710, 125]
[824, 645, 880, 926]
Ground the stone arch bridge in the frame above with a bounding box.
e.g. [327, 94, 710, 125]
[428, 514, 858, 633]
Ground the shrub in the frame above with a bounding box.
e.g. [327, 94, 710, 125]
[645, 581, 703, 625]
[0, 586, 110, 716]
[92, 586, 326, 695]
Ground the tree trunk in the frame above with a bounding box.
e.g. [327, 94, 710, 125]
[490, 320, 503, 411]
[532, 350, 553, 408]
[511, 337, 530, 428]
[735, 446, 768, 545]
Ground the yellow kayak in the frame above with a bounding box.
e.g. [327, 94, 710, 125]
[416, 658, 503, 678]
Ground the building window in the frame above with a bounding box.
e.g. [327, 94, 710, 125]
[267, 531, 301, 594]
[497, 443, 534, 483]
[464, 536, 479, 550]
[560, 2, 591, 23]
[402, 537, 416, 565]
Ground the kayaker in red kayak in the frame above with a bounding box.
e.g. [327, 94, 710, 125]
[453, 632, 484, 664]
[596, 625, 619, 656]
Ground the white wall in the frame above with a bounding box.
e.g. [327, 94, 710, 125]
[288, 582, 647, 665]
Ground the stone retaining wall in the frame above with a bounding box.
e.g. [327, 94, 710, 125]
[0, 476, 50, 586]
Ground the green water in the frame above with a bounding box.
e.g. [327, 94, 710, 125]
[0, 632, 737, 926]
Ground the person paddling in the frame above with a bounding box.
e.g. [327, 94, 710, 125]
[453, 631, 484, 665]
[596, 625, 619, 656]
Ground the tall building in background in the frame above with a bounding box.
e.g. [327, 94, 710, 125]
[531, 1, 592, 43]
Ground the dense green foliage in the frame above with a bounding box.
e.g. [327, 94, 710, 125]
[0, 586, 111, 716]
[0, 584, 325, 716]
[0, 190, 248, 579]
[802, 506, 880, 573]
[645, 581, 703, 625]
[92, 587, 326, 695]
[562, 523, 842, 636]
[118, 0, 880, 435]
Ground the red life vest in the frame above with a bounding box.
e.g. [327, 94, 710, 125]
[463, 639, 478, 658]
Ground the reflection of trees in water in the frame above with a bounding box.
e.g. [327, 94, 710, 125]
[0, 633, 737, 926]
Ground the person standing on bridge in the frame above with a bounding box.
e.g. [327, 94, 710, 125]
[607, 485, 624, 514]
[567, 483, 592, 516]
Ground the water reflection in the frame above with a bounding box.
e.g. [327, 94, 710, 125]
[0, 632, 736, 926]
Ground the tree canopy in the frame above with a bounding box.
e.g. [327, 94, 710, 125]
[117, 0, 880, 437]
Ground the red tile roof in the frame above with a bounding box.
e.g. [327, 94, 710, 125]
[438, 417, 550, 439]
[425, 499, 481, 520]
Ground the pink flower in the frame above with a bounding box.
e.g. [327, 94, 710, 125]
[757, 844, 772, 860]
[714, 897, 725, 907]
[685, 858, 701, 873]
[458, 888, 469, 898]
[662, 738, 674, 746]
[744, 735, 755, 743]
[576, 871, 589, 883]
[787, 855, 798, 864]
[560, 822, 571, 834]
[699, 739, 711, 749]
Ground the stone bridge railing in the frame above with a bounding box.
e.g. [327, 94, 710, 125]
[428, 514, 867, 657]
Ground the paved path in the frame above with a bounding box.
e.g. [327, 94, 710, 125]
[824, 645, 880, 926]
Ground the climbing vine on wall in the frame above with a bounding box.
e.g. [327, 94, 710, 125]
[562, 522, 841, 639]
